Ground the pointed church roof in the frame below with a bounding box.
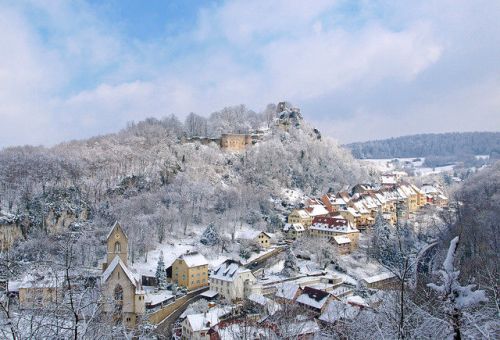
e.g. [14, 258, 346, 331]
[102, 255, 137, 287]
[106, 221, 128, 241]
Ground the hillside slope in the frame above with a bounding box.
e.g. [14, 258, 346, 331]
[0, 103, 368, 267]
[345, 132, 500, 161]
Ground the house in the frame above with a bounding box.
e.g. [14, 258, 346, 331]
[283, 223, 305, 240]
[0, 211, 23, 252]
[361, 273, 398, 290]
[274, 282, 302, 303]
[239, 230, 273, 248]
[304, 204, 329, 218]
[210, 260, 256, 302]
[309, 216, 360, 251]
[18, 272, 64, 309]
[181, 310, 220, 340]
[332, 236, 352, 254]
[296, 286, 333, 314]
[337, 207, 360, 226]
[247, 293, 281, 316]
[101, 222, 145, 328]
[319, 300, 361, 326]
[288, 209, 313, 227]
[172, 252, 209, 291]
[321, 193, 348, 213]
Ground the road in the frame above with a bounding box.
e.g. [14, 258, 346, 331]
[154, 287, 209, 339]
[245, 245, 287, 273]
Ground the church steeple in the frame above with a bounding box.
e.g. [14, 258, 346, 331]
[106, 221, 129, 266]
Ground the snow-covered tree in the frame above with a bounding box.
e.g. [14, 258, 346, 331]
[428, 236, 488, 340]
[155, 251, 167, 289]
[371, 212, 391, 260]
[281, 248, 299, 277]
[200, 223, 220, 246]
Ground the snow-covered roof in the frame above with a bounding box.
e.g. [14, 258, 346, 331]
[381, 175, 397, 185]
[248, 293, 281, 315]
[346, 295, 369, 308]
[144, 290, 174, 306]
[362, 272, 396, 284]
[296, 287, 330, 310]
[291, 209, 310, 219]
[310, 222, 358, 234]
[275, 282, 300, 300]
[421, 185, 440, 194]
[333, 235, 351, 245]
[238, 230, 271, 240]
[179, 252, 208, 268]
[8, 280, 21, 292]
[344, 207, 361, 217]
[319, 300, 360, 323]
[305, 205, 329, 217]
[211, 260, 251, 282]
[19, 272, 64, 289]
[283, 223, 305, 232]
[186, 311, 219, 332]
[102, 256, 138, 288]
[200, 290, 219, 298]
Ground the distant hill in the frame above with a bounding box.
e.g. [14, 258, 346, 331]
[345, 132, 500, 164]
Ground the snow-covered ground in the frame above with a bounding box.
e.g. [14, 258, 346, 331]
[360, 157, 458, 177]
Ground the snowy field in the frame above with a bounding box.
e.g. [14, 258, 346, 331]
[360, 157, 456, 176]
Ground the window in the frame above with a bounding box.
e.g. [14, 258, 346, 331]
[114, 241, 121, 253]
[114, 285, 123, 312]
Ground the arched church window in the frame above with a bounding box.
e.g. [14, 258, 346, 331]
[114, 285, 123, 313]
[114, 241, 121, 253]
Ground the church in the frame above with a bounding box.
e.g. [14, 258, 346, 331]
[101, 221, 145, 328]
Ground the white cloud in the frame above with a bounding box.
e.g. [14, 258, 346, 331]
[0, 0, 498, 147]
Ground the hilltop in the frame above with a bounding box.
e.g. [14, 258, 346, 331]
[0, 102, 368, 268]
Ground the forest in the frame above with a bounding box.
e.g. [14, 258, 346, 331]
[346, 132, 500, 166]
[0, 103, 367, 271]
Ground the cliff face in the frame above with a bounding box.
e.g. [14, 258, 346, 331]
[0, 211, 24, 251]
[25, 187, 91, 234]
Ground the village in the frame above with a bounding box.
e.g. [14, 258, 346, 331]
[1, 164, 450, 339]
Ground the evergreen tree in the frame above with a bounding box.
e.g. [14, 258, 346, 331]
[371, 212, 391, 261]
[200, 223, 221, 246]
[281, 248, 299, 277]
[155, 251, 167, 289]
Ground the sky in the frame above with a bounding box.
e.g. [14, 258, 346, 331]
[0, 0, 499, 147]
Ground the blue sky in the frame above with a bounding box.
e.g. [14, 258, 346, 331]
[0, 0, 499, 147]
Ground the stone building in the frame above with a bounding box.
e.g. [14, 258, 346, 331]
[220, 133, 253, 151]
[101, 222, 145, 328]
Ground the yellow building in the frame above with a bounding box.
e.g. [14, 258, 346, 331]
[18, 272, 64, 309]
[308, 217, 360, 252]
[288, 209, 313, 227]
[172, 252, 209, 291]
[239, 230, 273, 248]
[101, 222, 145, 328]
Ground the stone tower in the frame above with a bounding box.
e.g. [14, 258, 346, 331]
[106, 221, 129, 266]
